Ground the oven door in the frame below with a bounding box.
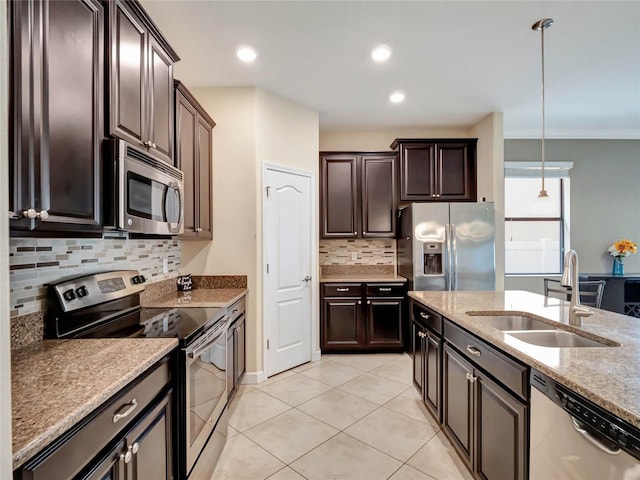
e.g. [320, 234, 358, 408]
[120, 149, 184, 235]
[184, 320, 228, 473]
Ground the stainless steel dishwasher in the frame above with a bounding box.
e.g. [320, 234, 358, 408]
[530, 370, 640, 479]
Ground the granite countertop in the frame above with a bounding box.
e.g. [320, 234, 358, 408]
[408, 290, 640, 428]
[142, 288, 247, 308]
[320, 273, 408, 283]
[12, 338, 178, 469]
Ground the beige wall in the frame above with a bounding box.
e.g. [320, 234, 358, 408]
[319, 127, 471, 151]
[181, 87, 319, 379]
[1, 0, 12, 475]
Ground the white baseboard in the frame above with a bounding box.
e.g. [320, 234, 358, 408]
[242, 370, 268, 385]
[312, 349, 321, 362]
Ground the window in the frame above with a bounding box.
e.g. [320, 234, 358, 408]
[504, 162, 572, 275]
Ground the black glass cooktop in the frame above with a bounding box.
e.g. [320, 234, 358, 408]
[138, 307, 225, 341]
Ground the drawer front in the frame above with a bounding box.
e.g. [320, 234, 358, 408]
[365, 283, 405, 298]
[444, 320, 527, 400]
[322, 283, 363, 297]
[229, 295, 246, 321]
[20, 358, 171, 479]
[411, 300, 442, 334]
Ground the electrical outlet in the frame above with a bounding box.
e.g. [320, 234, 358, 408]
[162, 258, 169, 274]
[351, 252, 358, 261]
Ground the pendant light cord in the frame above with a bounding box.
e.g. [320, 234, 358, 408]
[540, 24, 546, 196]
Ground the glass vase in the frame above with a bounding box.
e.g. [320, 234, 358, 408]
[612, 257, 624, 275]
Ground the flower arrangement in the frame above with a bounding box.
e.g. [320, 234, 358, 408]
[607, 239, 638, 259]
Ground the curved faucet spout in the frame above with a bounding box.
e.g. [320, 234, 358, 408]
[561, 249, 592, 326]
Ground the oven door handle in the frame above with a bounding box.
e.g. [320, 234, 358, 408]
[185, 323, 227, 359]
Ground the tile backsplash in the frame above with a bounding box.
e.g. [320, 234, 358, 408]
[9, 238, 181, 318]
[319, 239, 396, 266]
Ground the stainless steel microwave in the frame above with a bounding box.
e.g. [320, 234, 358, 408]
[104, 139, 184, 235]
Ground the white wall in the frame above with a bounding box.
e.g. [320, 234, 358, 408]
[181, 87, 319, 378]
[1, 0, 12, 475]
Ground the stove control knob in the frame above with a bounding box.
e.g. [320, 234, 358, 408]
[62, 289, 76, 301]
[75, 286, 88, 298]
[138, 275, 146, 283]
[131, 276, 139, 284]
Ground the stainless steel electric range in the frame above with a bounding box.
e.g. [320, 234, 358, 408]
[46, 270, 229, 479]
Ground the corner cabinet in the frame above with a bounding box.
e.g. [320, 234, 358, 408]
[391, 139, 477, 203]
[108, 0, 180, 165]
[175, 81, 215, 239]
[9, 0, 104, 233]
[320, 153, 396, 238]
[321, 282, 405, 352]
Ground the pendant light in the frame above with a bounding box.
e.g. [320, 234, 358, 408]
[531, 18, 556, 215]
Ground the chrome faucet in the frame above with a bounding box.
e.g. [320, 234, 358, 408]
[560, 249, 593, 326]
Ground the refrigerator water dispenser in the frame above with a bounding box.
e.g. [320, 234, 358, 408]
[423, 243, 443, 275]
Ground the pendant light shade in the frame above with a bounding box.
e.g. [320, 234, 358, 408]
[532, 18, 554, 209]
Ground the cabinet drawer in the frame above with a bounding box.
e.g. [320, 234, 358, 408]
[411, 301, 442, 334]
[19, 358, 171, 479]
[322, 283, 363, 297]
[444, 320, 527, 400]
[365, 283, 405, 297]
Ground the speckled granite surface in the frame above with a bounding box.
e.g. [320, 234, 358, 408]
[138, 277, 178, 304]
[142, 288, 247, 308]
[11, 312, 44, 350]
[409, 290, 640, 427]
[320, 273, 408, 283]
[12, 338, 177, 469]
[193, 275, 247, 289]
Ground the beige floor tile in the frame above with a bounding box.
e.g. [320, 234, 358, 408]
[227, 425, 239, 438]
[291, 359, 325, 373]
[384, 387, 440, 427]
[210, 434, 285, 480]
[235, 383, 256, 397]
[332, 353, 398, 372]
[344, 407, 438, 462]
[338, 372, 409, 405]
[266, 467, 307, 480]
[299, 361, 363, 387]
[407, 432, 474, 480]
[290, 432, 402, 480]
[259, 373, 333, 406]
[245, 409, 338, 464]
[259, 369, 297, 387]
[228, 389, 291, 432]
[297, 388, 379, 430]
[370, 358, 414, 386]
[388, 464, 438, 480]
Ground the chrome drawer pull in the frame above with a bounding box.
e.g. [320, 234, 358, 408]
[113, 398, 138, 423]
[466, 345, 481, 357]
[336, 288, 349, 292]
[419, 312, 430, 319]
[379, 287, 392, 292]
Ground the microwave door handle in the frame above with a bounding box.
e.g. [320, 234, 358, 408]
[165, 182, 182, 233]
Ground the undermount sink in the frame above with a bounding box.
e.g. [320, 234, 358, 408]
[506, 330, 618, 348]
[471, 314, 552, 331]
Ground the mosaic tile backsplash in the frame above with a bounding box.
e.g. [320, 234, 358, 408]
[319, 239, 396, 266]
[9, 238, 182, 318]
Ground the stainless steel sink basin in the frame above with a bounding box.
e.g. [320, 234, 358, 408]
[506, 330, 617, 348]
[472, 315, 552, 331]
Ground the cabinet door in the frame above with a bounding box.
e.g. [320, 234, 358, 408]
[236, 316, 246, 381]
[424, 330, 441, 421]
[109, 0, 147, 148]
[80, 440, 127, 480]
[10, 0, 104, 232]
[475, 373, 528, 480]
[320, 155, 359, 238]
[411, 320, 425, 395]
[436, 143, 476, 201]
[127, 392, 173, 480]
[196, 116, 213, 238]
[148, 35, 174, 164]
[399, 143, 436, 201]
[365, 298, 403, 348]
[175, 90, 198, 236]
[442, 344, 473, 467]
[361, 155, 396, 237]
[321, 297, 365, 350]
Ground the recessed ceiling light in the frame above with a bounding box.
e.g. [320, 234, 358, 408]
[389, 91, 405, 103]
[236, 46, 258, 63]
[371, 45, 392, 62]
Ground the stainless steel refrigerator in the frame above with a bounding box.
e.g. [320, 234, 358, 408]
[397, 203, 495, 291]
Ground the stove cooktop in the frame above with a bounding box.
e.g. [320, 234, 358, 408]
[139, 306, 226, 341]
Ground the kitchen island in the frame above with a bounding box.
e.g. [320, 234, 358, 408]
[409, 289, 640, 427]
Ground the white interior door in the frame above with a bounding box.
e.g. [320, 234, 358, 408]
[264, 167, 312, 377]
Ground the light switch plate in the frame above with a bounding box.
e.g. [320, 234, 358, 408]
[351, 252, 358, 261]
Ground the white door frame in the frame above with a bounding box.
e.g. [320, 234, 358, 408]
[262, 163, 320, 380]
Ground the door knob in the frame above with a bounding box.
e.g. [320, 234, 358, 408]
[303, 275, 312, 282]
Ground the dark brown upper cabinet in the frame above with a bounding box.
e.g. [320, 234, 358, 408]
[9, 0, 104, 234]
[391, 139, 477, 203]
[320, 153, 396, 239]
[175, 81, 215, 239]
[108, 0, 180, 165]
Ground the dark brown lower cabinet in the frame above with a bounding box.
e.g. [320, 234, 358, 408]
[321, 282, 405, 352]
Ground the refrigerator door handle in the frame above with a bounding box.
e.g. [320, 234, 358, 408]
[445, 223, 452, 291]
[450, 223, 458, 291]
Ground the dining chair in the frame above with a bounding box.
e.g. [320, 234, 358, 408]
[543, 278, 607, 308]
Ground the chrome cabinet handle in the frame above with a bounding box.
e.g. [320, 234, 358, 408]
[113, 398, 138, 423]
[37, 210, 49, 219]
[354, 231, 358, 235]
[432, 194, 436, 198]
[143, 140, 151, 147]
[379, 287, 392, 292]
[367, 300, 371, 304]
[466, 345, 481, 357]
[336, 288, 349, 292]
[465, 372, 476, 383]
[131, 442, 139, 454]
[151, 142, 157, 149]
[121, 450, 132, 464]
[22, 209, 37, 219]
[419, 312, 430, 320]
[436, 193, 440, 198]
[357, 300, 362, 305]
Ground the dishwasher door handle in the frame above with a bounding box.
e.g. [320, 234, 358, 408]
[570, 417, 622, 456]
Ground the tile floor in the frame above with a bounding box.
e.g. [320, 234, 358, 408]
[209, 353, 473, 480]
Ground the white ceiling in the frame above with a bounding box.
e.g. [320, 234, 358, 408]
[142, 1, 640, 139]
